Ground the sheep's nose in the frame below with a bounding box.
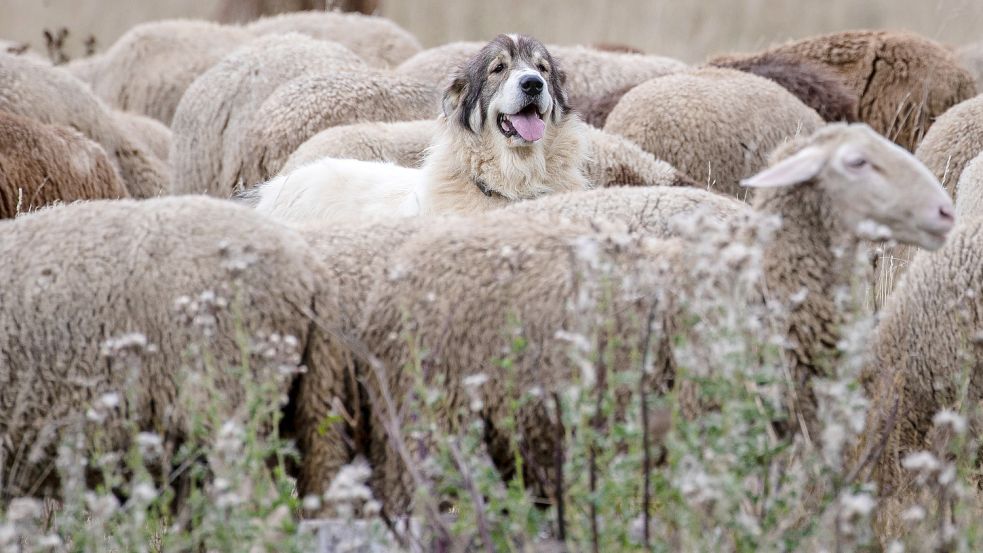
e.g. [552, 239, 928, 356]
[521, 75, 544, 96]
[939, 204, 955, 224]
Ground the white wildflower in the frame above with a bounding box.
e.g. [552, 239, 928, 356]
[0, 524, 15, 545]
[302, 495, 322, 512]
[6, 497, 42, 522]
[938, 464, 957, 486]
[324, 460, 375, 515]
[86, 408, 105, 423]
[902, 451, 940, 473]
[840, 492, 876, 518]
[462, 373, 488, 388]
[789, 287, 809, 305]
[132, 482, 157, 502]
[932, 410, 967, 434]
[136, 432, 163, 458]
[856, 220, 893, 241]
[901, 505, 926, 522]
[85, 492, 120, 520]
[98, 392, 120, 409]
[37, 534, 62, 548]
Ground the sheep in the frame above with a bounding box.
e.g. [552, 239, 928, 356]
[914, 94, 983, 196]
[113, 110, 172, 163]
[956, 41, 983, 92]
[0, 196, 335, 500]
[79, 20, 253, 125]
[281, 120, 438, 173]
[0, 40, 48, 64]
[0, 53, 169, 198]
[240, 69, 439, 187]
[169, 33, 366, 197]
[245, 11, 423, 68]
[498, 185, 749, 238]
[396, 41, 686, 102]
[308, 123, 954, 514]
[574, 52, 858, 130]
[707, 51, 859, 123]
[954, 151, 983, 218]
[0, 110, 128, 218]
[861, 206, 983, 496]
[709, 30, 977, 152]
[570, 84, 631, 128]
[280, 119, 694, 189]
[604, 66, 824, 198]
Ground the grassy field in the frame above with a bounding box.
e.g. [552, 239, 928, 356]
[3, 0, 983, 62]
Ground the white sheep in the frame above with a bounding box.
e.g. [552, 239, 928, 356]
[312, 123, 954, 513]
[604, 66, 824, 198]
[914, 93, 983, 196]
[169, 33, 365, 196]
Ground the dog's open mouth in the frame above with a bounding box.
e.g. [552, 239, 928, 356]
[498, 104, 545, 142]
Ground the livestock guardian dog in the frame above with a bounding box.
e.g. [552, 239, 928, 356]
[247, 34, 590, 224]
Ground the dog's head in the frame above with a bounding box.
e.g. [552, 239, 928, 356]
[441, 34, 569, 147]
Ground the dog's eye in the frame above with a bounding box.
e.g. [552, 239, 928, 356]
[537, 63, 548, 73]
[491, 62, 505, 74]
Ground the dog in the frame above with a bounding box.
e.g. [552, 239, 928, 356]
[247, 34, 590, 225]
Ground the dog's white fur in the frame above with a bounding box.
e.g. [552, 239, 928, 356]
[250, 36, 590, 226]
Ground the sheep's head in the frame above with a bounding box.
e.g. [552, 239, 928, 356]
[742, 123, 955, 250]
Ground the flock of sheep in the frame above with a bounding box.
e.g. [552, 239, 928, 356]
[3, 7, 983, 539]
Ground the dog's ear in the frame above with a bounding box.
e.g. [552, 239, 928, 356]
[442, 73, 468, 118]
[550, 65, 570, 120]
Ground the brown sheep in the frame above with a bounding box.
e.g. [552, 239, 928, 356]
[0, 111, 128, 218]
[0, 53, 170, 198]
[709, 30, 977, 151]
[708, 51, 859, 123]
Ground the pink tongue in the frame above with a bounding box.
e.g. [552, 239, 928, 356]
[510, 112, 545, 142]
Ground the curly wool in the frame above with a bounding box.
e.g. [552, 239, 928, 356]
[79, 20, 252, 125]
[241, 69, 439, 186]
[604, 66, 823, 198]
[862, 217, 983, 496]
[245, 11, 423, 68]
[915, 94, 983, 196]
[0, 111, 128, 218]
[500, 186, 748, 237]
[281, 120, 438, 173]
[169, 33, 365, 196]
[0, 197, 334, 499]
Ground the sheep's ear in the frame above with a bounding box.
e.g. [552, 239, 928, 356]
[442, 74, 469, 117]
[741, 146, 827, 188]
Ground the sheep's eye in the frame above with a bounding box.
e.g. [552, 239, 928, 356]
[845, 156, 868, 169]
[491, 62, 505, 74]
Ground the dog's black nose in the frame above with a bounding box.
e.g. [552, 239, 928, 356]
[520, 75, 544, 96]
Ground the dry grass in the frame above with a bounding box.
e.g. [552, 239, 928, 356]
[3, 0, 983, 62]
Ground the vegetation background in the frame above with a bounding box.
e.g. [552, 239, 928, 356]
[3, 0, 983, 62]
